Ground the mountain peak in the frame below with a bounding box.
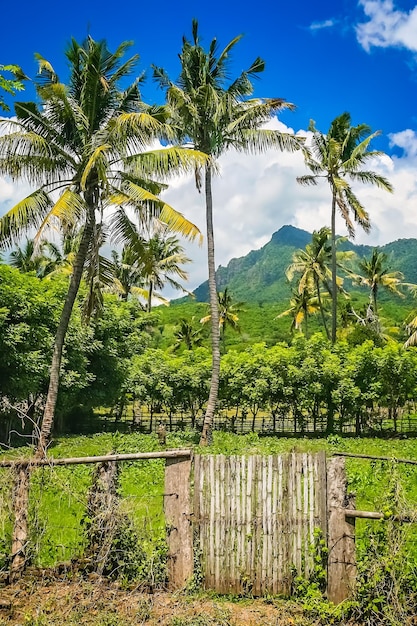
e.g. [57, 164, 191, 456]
[271, 225, 311, 248]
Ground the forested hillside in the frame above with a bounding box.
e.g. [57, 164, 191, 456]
[190, 225, 417, 303]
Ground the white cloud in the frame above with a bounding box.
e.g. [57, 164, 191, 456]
[356, 0, 417, 52]
[2, 116, 417, 298]
[162, 117, 417, 295]
[389, 128, 417, 156]
[309, 19, 337, 31]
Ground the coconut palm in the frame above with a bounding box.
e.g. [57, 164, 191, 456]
[139, 231, 191, 312]
[111, 211, 192, 310]
[286, 227, 354, 339]
[9, 238, 51, 277]
[110, 247, 145, 302]
[277, 288, 320, 338]
[0, 37, 204, 455]
[200, 287, 243, 350]
[154, 20, 302, 444]
[297, 112, 393, 343]
[174, 317, 204, 351]
[354, 248, 404, 315]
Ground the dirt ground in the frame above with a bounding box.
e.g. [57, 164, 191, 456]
[0, 575, 320, 626]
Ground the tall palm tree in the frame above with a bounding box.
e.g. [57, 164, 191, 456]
[286, 227, 354, 339]
[154, 20, 302, 444]
[297, 112, 393, 343]
[354, 248, 404, 315]
[0, 37, 204, 455]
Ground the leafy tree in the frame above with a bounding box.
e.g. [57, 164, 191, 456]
[297, 112, 393, 342]
[154, 20, 301, 444]
[0, 37, 203, 455]
[0, 265, 97, 442]
[0, 64, 25, 111]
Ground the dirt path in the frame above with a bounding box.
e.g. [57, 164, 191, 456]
[0, 577, 315, 625]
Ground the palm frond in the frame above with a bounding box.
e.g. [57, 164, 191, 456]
[0, 189, 52, 248]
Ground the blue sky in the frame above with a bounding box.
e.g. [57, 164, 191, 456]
[1, 0, 417, 293]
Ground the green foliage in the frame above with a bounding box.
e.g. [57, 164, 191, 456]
[350, 468, 417, 625]
[0, 64, 25, 111]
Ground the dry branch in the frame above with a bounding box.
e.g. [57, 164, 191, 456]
[0, 449, 192, 468]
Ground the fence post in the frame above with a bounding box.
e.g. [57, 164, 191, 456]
[10, 464, 30, 581]
[326, 456, 356, 604]
[164, 455, 193, 589]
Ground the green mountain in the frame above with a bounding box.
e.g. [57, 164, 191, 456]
[190, 225, 417, 304]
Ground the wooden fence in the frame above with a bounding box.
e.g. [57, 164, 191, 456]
[2, 451, 356, 603]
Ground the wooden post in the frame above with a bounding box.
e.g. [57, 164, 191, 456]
[10, 464, 30, 581]
[326, 457, 356, 604]
[164, 456, 193, 589]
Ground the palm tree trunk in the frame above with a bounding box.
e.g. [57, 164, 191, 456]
[36, 207, 95, 457]
[316, 280, 330, 340]
[200, 166, 220, 446]
[372, 285, 378, 316]
[147, 281, 154, 313]
[331, 191, 337, 344]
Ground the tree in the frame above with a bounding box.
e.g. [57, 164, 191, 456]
[297, 112, 393, 342]
[0, 37, 204, 455]
[200, 287, 243, 350]
[276, 288, 320, 338]
[9, 238, 49, 277]
[286, 227, 354, 339]
[139, 231, 191, 312]
[154, 20, 302, 444]
[0, 64, 25, 111]
[110, 246, 145, 302]
[354, 248, 404, 315]
[111, 212, 192, 310]
[174, 317, 204, 351]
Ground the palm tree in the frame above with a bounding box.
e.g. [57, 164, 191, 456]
[140, 231, 191, 312]
[277, 288, 320, 338]
[174, 317, 203, 351]
[111, 211, 192, 310]
[9, 238, 50, 276]
[0, 37, 204, 455]
[354, 248, 404, 315]
[286, 227, 354, 339]
[154, 20, 302, 444]
[110, 247, 145, 302]
[200, 287, 243, 350]
[297, 112, 393, 343]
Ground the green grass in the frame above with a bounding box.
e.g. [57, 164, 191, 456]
[1, 431, 417, 569]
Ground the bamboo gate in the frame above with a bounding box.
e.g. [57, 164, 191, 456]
[168, 452, 355, 604]
[3, 451, 355, 604]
